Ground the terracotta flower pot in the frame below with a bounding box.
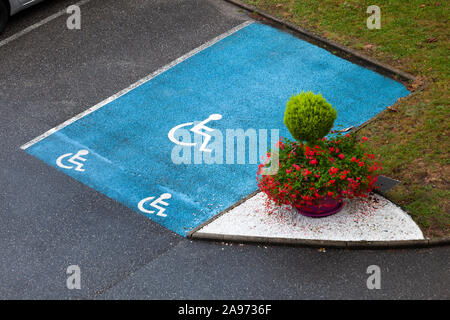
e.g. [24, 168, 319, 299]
[294, 196, 344, 218]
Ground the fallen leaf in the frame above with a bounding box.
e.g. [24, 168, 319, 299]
[363, 44, 377, 51]
[407, 76, 424, 91]
[425, 37, 438, 43]
[387, 105, 398, 112]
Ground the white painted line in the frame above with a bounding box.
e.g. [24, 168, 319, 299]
[20, 20, 254, 150]
[0, 0, 91, 48]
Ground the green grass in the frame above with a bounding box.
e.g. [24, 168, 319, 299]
[244, 0, 449, 237]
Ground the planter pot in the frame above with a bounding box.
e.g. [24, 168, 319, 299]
[294, 196, 344, 218]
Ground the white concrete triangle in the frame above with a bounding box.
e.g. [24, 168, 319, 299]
[195, 192, 424, 241]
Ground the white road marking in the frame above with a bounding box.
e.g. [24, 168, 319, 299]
[0, 0, 92, 48]
[20, 20, 254, 150]
[168, 113, 223, 152]
[138, 193, 172, 217]
[56, 149, 89, 171]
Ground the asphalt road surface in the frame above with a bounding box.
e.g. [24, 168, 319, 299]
[0, 0, 448, 299]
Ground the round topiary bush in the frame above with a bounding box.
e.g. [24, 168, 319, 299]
[284, 91, 337, 143]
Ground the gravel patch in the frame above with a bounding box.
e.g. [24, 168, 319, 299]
[196, 192, 424, 241]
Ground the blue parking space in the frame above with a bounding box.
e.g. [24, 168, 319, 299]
[24, 23, 409, 236]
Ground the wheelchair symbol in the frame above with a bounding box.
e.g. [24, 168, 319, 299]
[56, 150, 89, 172]
[168, 114, 222, 153]
[138, 193, 172, 218]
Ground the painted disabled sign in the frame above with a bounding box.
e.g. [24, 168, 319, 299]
[22, 22, 410, 236]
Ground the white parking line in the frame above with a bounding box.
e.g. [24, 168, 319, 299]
[0, 0, 91, 48]
[20, 20, 254, 150]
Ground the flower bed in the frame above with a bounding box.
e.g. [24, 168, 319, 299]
[257, 91, 382, 216]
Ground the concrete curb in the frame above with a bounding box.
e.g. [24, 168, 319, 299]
[188, 190, 450, 249]
[190, 232, 450, 249]
[225, 0, 429, 139]
[185, 0, 448, 249]
[225, 0, 417, 83]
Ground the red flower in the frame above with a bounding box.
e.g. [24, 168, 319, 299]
[257, 135, 382, 209]
[304, 146, 315, 157]
[276, 140, 285, 150]
[339, 170, 349, 180]
[257, 163, 264, 175]
[362, 136, 369, 142]
[329, 167, 339, 175]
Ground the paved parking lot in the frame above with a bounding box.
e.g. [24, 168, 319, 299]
[0, 0, 448, 299]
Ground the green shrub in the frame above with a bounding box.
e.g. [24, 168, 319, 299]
[284, 92, 337, 143]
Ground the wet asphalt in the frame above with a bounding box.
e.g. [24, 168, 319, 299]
[0, 0, 448, 299]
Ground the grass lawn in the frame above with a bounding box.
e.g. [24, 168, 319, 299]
[242, 0, 449, 237]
